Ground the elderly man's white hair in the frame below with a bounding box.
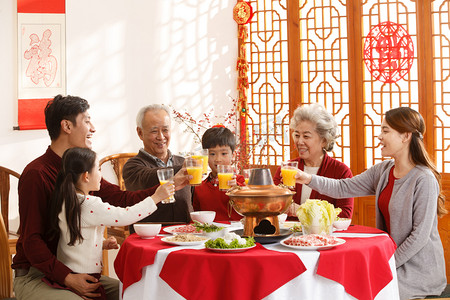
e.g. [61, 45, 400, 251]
[136, 104, 171, 128]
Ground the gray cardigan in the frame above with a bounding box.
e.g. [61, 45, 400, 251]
[309, 160, 446, 300]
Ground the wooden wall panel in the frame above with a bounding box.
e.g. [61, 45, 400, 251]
[243, 0, 450, 282]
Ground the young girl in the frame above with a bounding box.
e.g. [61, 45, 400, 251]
[294, 107, 447, 299]
[48, 147, 173, 299]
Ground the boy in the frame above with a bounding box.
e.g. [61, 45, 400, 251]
[192, 125, 244, 221]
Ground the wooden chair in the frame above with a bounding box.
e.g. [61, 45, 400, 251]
[0, 166, 20, 256]
[99, 153, 137, 191]
[99, 153, 137, 276]
[0, 213, 14, 299]
[99, 152, 137, 244]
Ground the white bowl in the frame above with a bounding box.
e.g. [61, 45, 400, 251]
[333, 218, 352, 231]
[302, 224, 332, 235]
[133, 223, 161, 239]
[190, 211, 216, 224]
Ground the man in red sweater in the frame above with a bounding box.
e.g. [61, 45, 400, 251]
[12, 95, 189, 299]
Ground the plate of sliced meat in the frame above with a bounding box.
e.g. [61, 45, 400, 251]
[280, 234, 345, 250]
[163, 224, 202, 235]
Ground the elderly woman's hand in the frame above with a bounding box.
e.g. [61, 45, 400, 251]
[173, 167, 193, 190]
[295, 169, 312, 185]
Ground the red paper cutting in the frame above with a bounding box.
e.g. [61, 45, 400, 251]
[363, 21, 414, 83]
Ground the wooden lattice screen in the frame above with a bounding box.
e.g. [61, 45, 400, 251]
[242, 0, 450, 280]
[244, 0, 450, 173]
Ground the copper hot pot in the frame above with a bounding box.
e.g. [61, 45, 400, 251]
[227, 168, 295, 236]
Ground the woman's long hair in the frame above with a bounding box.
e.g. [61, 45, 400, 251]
[385, 107, 447, 217]
[49, 147, 97, 245]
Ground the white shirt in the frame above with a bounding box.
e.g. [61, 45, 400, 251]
[300, 166, 320, 203]
[57, 194, 157, 274]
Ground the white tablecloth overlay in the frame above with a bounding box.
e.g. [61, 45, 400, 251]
[119, 224, 400, 300]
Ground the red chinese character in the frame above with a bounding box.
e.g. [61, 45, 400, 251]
[364, 22, 414, 83]
[23, 29, 58, 87]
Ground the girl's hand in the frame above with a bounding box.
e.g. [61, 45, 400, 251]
[103, 236, 119, 250]
[295, 170, 312, 185]
[153, 181, 175, 203]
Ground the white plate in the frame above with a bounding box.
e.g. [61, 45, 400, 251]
[280, 237, 346, 251]
[282, 221, 301, 229]
[206, 244, 256, 253]
[160, 236, 209, 246]
[163, 225, 202, 235]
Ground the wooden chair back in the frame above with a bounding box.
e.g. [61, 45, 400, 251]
[0, 166, 20, 234]
[99, 153, 137, 277]
[99, 153, 137, 191]
[0, 213, 13, 298]
[0, 166, 20, 256]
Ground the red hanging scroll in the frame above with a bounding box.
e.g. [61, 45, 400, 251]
[17, 0, 66, 130]
[363, 21, 414, 83]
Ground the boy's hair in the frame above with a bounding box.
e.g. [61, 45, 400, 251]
[45, 94, 90, 141]
[201, 127, 236, 152]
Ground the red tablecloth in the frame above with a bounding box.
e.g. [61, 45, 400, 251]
[114, 234, 174, 293]
[159, 243, 306, 300]
[317, 235, 397, 300]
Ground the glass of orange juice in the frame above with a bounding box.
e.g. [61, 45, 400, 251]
[243, 169, 251, 185]
[281, 161, 298, 188]
[186, 157, 203, 186]
[217, 165, 234, 191]
[191, 149, 209, 174]
[156, 168, 175, 203]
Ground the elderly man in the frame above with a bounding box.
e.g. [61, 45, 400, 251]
[123, 104, 193, 223]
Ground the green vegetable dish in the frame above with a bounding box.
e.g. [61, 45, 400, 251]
[205, 232, 255, 249]
[192, 220, 224, 232]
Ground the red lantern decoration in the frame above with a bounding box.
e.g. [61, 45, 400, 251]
[363, 21, 414, 83]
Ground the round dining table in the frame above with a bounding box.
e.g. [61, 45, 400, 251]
[114, 224, 399, 300]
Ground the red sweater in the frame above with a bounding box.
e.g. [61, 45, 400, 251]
[12, 147, 158, 285]
[378, 166, 396, 234]
[192, 174, 244, 221]
[273, 153, 354, 218]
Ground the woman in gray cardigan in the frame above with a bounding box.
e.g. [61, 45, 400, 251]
[294, 107, 447, 300]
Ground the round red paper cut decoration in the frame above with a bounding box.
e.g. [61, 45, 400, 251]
[363, 21, 414, 83]
[233, 1, 253, 25]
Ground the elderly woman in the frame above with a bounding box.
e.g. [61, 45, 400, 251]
[294, 107, 447, 299]
[273, 103, 354, 218]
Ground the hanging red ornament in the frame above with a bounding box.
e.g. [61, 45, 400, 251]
[234, 1, 253, 171]
[233, 1, 253, 25]
[363, 21, 414, 83]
